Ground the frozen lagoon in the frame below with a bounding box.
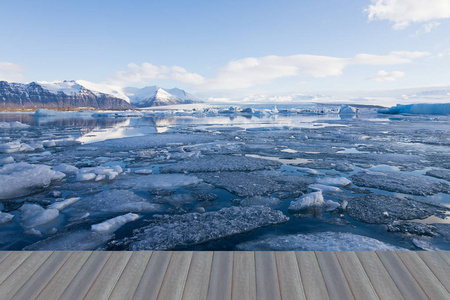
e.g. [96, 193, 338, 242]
[1, 104, 450, 251]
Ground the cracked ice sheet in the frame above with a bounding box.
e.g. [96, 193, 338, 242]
[160, 154, 281, 173]
[110, 206, 289, 250]
[236, 232, 406, 251]
[69, 190, 162, 213]
[113, 174, 202, 190]
[351, 170, 450, 196]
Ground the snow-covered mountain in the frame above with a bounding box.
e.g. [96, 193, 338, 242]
[0, 80, 202, 109]
[123, 86, 203, 107]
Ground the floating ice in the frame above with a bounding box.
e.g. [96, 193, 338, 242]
[233, 196, 282, 207]
[347, 194, 449, 224]
[70, 190, 162, 213]
[318, 177, 351, 186]
[153, 192, 218, 207]
[91, 213, 140, 233]
[53, 163, 78, 174]
[0, 156, 14, 164]
[324, 200, 340, 211]
[0, 212, 14, 225]
[426, 169, 450, 182]
[160, 154, 281, 173]
[112, 206, 289, 250]
[113, 174, 202, 190]
[309, 184, 341, 193]
[289, 191, 324, 212]
[24, 230, 114, 250]
[0, 163, 65, 200]
[76, 165, 123, 181]
[0, 121, 30, 129]
[378, 103, 450, 115]
[0, 141, 33, 153]
[20, 204, 59, 228]
[351, 170, 449, 196]
[339, 105, 357, 114]
[387, 221, 436, 236]
[236, 232, 406, 251]
[295, 167, 318, 175]
[134, 169, 153, 175]
[48, 197, 80, 211]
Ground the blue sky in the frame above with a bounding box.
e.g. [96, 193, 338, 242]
[1, 0, 450, 100]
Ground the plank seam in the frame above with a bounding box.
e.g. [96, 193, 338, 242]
[373, 252, 408, 300]
[437, 251, 450, 267]
[36, 251, 93, 300]
[230, 252, 234, 300]
[15, 251, 72, 300]
[397, 252, 447, 300]
[313, 252, 333, 300]
[205, 251, 215, 300]
[155, 251, 174, 300]
[82, 252, 114, 300]
[104, 252, 133, 300]
[335, 252, 358, 300]
[126, 252, 153, 300]
[418, 252, 450, 295]
[0, 252, 33, 286]
[272, 252, 283, 300]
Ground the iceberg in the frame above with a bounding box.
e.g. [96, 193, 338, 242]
[0, 163, 65, 200]
[378, 103, 450, 115]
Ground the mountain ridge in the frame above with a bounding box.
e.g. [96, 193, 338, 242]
[0, 80, 203, 109]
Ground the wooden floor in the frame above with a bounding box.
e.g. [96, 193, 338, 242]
[0, 251, 449, 300]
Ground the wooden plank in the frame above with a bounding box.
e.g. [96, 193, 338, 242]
[438, 251, 450, 266]
[396, 251, 449, 299]
[275, 252, 306, 300]
[35, 252, 92, 300]
[295, 252, 330, 300]
[356, 251, 404, 300]
[0, 251, 10, 263]
[255, 251, 281, 300]
[157, 251, 193, 300]
[207, 251, 233, 300]
[315, 252, 354, 300]
[59, 251, 111, 300]
[376, 251, 428, 300]
[109, 251, 153, 300]
[133, 251, 172, 300]
[232, 252, 256, 300]
[84, 251, 132, 300]
[0, 251, 52, 299]
[0, 252, 32, 286]
[335, 252, 378, 300]
[417, 251, 450, 293]
[182, 251, 213, 300]
[11, 251, 71, 300]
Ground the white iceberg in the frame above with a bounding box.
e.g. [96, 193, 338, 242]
[378, 103, 450, 115]
[0, 163, 65, 199]
[91, 213, 140, 233]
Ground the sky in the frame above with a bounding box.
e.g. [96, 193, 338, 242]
[1, 0, 450, 102]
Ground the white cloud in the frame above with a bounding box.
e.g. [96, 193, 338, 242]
[199, 51, 428, 90]
[366, 0, 450, 30]
[0, 62, 26, 82]
[368, 70, 405, 82]
[109, 62, 205, 87]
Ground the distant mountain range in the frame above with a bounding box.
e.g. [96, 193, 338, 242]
[0, 80, 203, 109]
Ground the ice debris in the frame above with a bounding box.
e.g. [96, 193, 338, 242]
[70, 190, 161, 213]
[0, 121, 30, 129]
[111, 206, 289, 250]
[113, 174, 202, 190]
[318, 177, 351, 186]
[48, 197, 80, 211]
[0, 212, 14, 225]
[232, 196, 282, 207]
[53, 163, 78, 174]
[153, 192, 218, 207]
[160, 154, 281, 173]
[351, 170, 449, 196]
[20, 204, 59, 228]
[91, 213, 140, 233]
[347, 194, 449, 224]
[76, 165, 123, 181]
[0, 156, 14, 164]
[0, 163, 65, 200]
[236, 232, 406, 251]
[289, 191, 324, 212]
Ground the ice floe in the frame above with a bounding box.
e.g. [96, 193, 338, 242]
[48, 197, 80, 211]
[20, 204, 59, 228]
[347, 194, 449, 224]
[426, 169, 450, 182]
[153, 192, 218, 208]
[24, 230, 114, 250]
[0, 121, 30, 129]
[232, 196, 282, 207]
[91, 213, 140, 233]
[317, 177, 351, 186]
[379, 103, 450, 115]
[351, 170, 449, 196]
[160, 154, 281, 173]
[288, 191, 324, 212]
[0, 212, 14, 225]
[0, 163, 65, 200]
[70, 190, 161, 213]
[236, 232, 406, 251]
[110, 206, 289, 250]
[113, 174, 202, 190]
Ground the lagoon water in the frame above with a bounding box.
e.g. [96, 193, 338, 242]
[1, 104, 449, 251]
